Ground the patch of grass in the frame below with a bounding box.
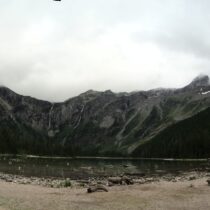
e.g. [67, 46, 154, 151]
[62, 179, 72, 188]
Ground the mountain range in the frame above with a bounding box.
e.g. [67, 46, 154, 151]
[1, 75, 210, 158]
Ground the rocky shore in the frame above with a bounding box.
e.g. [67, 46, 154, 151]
[0, 170, 210, 190]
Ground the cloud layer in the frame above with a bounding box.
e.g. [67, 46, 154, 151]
[0, 0, 210, 101]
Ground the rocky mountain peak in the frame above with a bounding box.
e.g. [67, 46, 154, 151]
[0, 85, 10, 92]
[0, 86, 19, 99]
[183, 74, 209, 91]
[190, 74, 209, 87]
[78, 89, 101, 102]
[79, 89, 100, 96]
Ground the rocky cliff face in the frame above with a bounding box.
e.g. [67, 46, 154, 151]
[1, 75, 210, 157]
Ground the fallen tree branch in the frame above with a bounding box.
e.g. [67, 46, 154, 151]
[87, 185, 108, 193]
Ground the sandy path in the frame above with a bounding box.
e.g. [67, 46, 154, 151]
[0, 178, 210, 210]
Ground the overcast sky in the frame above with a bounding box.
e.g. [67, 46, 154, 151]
[0, 0, 210, 101]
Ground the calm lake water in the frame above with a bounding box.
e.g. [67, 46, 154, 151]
[0, 156, 208, 179]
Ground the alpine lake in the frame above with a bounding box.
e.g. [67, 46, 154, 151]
[0, 155, 209, 180]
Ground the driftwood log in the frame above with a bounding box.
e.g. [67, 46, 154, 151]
[108, 176, 133, 185]
[87, 185, 108, 193]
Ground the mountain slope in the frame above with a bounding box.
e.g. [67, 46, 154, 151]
[0, 75, 210, 157]
[132, 107, 210, 158]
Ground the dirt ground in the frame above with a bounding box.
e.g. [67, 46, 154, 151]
[0, 178, 210, 210]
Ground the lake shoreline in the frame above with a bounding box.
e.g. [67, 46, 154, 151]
[0, 154, 209, 161]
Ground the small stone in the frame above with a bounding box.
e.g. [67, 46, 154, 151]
[189, 184, 194, 188]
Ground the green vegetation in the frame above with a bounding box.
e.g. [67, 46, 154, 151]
[0, 119, 50, 155]
[60, 179, 72, 188]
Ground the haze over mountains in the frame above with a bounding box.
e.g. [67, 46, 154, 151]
[0, 75, 210, 158]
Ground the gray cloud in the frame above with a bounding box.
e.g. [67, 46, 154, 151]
[132, 0, 210, 57]
[0, 0, 210, 101]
